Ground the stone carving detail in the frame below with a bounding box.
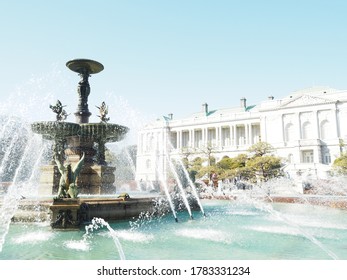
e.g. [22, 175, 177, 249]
[50, 209, 77, 228]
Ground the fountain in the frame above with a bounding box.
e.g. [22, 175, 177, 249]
[29, 59, 157, 229]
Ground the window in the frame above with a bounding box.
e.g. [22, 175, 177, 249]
[194, 130, 202, 148]
[182, 131, 189, 147]
[252, 124, 260, 144]
[324, 154, 331, 164]
[236, 126, 245, 146]
[146, 159, 151, 169]
[302, 150, 314, 163]
[222, 127, 230, 147]
[323, 152, 331, 164]
[284, 123, 294, 142]
[208, 128, 216, 145]
[302, 121, 312, 139]
[170, 132, 177, 148]
[288, 153, 293, 163]
[320, 120, 330, 140]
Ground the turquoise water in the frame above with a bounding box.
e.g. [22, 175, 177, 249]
[1, 200, 347, 260]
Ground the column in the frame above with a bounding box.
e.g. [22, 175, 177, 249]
[333, 106, 339, 138]
[297, 113, 301, 140]
[217, 126, 221, 148]
[245, 124, 249, 145]
[234, 125, 238, 146]
[249, 124, 253, 145]
[230, 126, 234, 146]
[177, 131, 180, 149]
[281, 114, 285, 142]
[314, 110, 319, 139]
[179, 130, 182, 149]
[202, 127, 207, 146]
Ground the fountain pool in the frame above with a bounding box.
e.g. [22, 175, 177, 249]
[1, 198, 346, 260]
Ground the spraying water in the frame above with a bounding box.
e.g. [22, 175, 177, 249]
[0, 130, 44, 252]
[166, 155, 193, 219]
[157, 169, 178, 222]
[84, 217, 126, 260]
[165, 134, 205, 217]
[169, 152, 206, 217]
[246, 196, 340, 260]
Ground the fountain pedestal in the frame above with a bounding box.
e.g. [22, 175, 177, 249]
[37, 164, 117, 195]
[78, 165, 116, 194]
[38, 165, 61, 196]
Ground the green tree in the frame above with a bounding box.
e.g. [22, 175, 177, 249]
[333, 152, 347, 175]
[216, 154, 249, 180]
[246, 155, 282, 181]
[248, 141, 274, 157]
[198, 141, 217, 168]
[186, 157, 204, 182]
[181, 141, 283, 183]
[216, 154, 248, 170]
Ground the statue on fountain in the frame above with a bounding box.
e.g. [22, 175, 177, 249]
[54, 152, 85, 199]
[50, 100, 69, 122]
[96, 101, 110, 123]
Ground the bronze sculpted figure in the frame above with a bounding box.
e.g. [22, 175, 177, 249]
[51, 209, 76, 228]
[55, 153, 85, 198]
[96, 101, 110, 123]
[50, 100, 69, 121]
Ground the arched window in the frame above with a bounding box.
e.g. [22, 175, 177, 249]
[320, 120, 330, 140]
[288, 153, 293, 163]
[302, 121, 312, 139]
[284, 123, 294, 142]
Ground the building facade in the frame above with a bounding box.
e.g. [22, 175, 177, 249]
[136, 87, 347, 182]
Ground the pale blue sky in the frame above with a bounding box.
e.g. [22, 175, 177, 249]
[1, 0, 347, 126]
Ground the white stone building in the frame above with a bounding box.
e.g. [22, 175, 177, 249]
[136, 87, 347, 182]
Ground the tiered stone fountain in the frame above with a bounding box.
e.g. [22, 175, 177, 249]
[30, 59, 155, 229]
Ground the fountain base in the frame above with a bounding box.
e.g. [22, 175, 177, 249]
[49, 196, 156, 230]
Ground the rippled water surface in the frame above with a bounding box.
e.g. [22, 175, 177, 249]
[1, 200, 347, 260]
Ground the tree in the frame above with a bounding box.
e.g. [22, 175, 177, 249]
[248, 141, 274, 157]
[180, 147, 195, 170]
[187, 157, 204, 182]
[216, 154, 249, 180]
[180, 141, 283, 183]
[198, 141, 217, 168]
[216, 154, 247, 170]
[246, 155, 282, 181]
[244, 141, 283, 181]
[333, 152, 347, 175]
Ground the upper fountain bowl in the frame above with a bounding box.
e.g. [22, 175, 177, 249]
[31, 121, 80, 140]
[80, 123, 129, 142]
[66, 59, 104, 75]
